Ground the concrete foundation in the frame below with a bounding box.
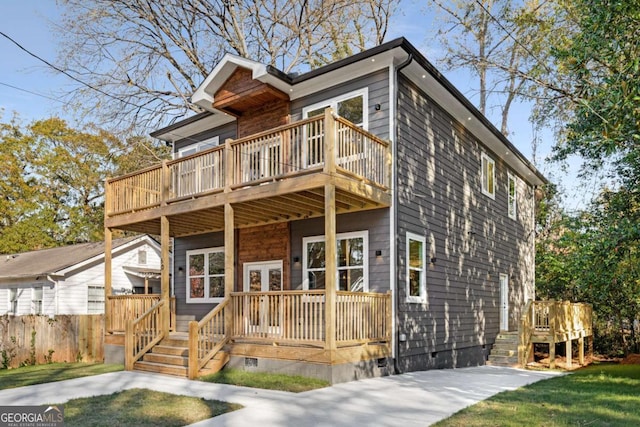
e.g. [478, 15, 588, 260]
[104, 344, 125, 365]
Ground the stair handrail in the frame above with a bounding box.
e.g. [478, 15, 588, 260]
[125, 299, 165, 370]
[188, 298, 230, 379]
[518, 299, 534, 367]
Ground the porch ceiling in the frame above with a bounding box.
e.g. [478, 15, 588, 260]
[108, 182, 390, 238]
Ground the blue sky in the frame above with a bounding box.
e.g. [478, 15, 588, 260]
[0, 0, 591, 208]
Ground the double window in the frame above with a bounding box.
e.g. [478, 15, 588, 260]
[186, 247, 225, 303]
[176, 136, 222, 196]
[303, 231, 368, 292]
[177, 136, 220, 158]
[302, 89, 368, 129]
[406, 232, 426, 303]
[481, 152, 495, 199]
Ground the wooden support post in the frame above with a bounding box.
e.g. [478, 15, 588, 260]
[549, 341, 556, 369]
[124, 319, 133, 370]
[578, 335, 585, 365]
[566, 338, 572, 368]
[324, 183, 337, 353]
[160, 216, 170, 336]
[188, 320, 198, 379]
[225, 139, 234, 192]
[161, 160, 170, 204]
[104, 227, 112, 333]
[324, 108, 336, 175]
[224, 203, 235, 337]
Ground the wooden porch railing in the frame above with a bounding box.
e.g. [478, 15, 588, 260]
[105, 110, 390, 216]
[229, 290, 392, 347]
[106, 295, 175, 333]
[518, 300, 593, 366]
[188, 298, 230, 379]
[125, 300, 165, 370]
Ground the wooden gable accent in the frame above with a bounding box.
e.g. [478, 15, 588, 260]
[213, 67, 289, 116]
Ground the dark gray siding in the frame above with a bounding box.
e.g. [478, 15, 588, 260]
[290, 209, 391, 292]
[395, 75, 535, 372]
[174, 122, 237, 153]
[173, 232, 225, 320]
[291, 68, 390, 140]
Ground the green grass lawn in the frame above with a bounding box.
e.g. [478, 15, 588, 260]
[199, 368, 330, 392]
[435, 363, 640, 427]
[59, 388, 241, 427]
[0, 363, 123, 390]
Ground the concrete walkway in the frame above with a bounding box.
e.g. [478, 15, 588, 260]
[0, 366, 562, 426]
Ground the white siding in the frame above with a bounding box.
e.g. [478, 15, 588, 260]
[0, 238, 163, 315]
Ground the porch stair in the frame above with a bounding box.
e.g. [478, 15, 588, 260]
[487, 331, 519, 367]
[133, 332, 229, 378]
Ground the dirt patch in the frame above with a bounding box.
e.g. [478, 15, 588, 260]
[620, 354, 640, 365]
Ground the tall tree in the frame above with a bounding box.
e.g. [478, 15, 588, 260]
[55, 0, 396, 132]
[0, 117, 169, 253]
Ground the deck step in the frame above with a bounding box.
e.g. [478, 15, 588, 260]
[133, 360, 188, 377]
[487, 331, 520, 367]
[143, 352, 188, 366]
[152, 344, 188, 357]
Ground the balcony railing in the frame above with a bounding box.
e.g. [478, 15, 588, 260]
[106, 294, 175, 333]
[229, 290, 392, 347]
[105, 110, 390, 216]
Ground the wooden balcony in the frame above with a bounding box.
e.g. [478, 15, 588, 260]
[105, 109, 392, 237]
[519, 300, 593, 368]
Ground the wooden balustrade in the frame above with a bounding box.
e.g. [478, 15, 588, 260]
[106, 295, 175, 333]
[125, 300, 165, 370]
[188, 298, 230, 379]
[518, 300, 593, 367]
[106, 166, 162, 215]
[335, 117, 390, 187]
[105, 110, 389, 216]
[229, 290, 391, 347]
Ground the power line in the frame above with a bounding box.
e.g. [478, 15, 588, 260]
[0, 81, 66, 104]
[0, 31, 156, 114]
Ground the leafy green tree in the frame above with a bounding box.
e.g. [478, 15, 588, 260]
[0, 117, 169, 253]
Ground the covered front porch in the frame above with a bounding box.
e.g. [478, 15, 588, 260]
[103, 109, 393, 379]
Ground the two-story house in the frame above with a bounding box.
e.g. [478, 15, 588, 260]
[103, 38, 589, 382]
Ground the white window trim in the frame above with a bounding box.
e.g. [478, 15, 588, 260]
[8, 288, 18, 315]
[508, 172, 517, 220]
[186, 246, 225, 304]
[302, 88, 369, 130]
[31, 286, 43, 315]
[178, 136, 220, 158]
[406, 232, 426, 303]
[302, 230, 369, 292]
[243, 260, 284, 292]
[87, 285, 105, 314]
[481, 152, 496, 199]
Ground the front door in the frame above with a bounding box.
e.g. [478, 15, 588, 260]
[243, 261, 283, 335]
[500, 274, 509, 331]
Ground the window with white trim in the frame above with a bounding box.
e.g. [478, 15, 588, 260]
[186, 247, 225, 303]
[32, 287, 43, 315]
[481, 152, 496, 199]
[138, 249, 147, 265]
[508, 173, 517, 219]
[8, 288, 18, 315]
[303, 231, 368, 292]
[178, 136, 220, 158]
[87, 285, 105, 314]
[406, 232, 426, 303]
[302, 88, 368, 129]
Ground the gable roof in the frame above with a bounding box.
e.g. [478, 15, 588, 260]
[153, 37, 546, 186]
[0, 235, 158, 280]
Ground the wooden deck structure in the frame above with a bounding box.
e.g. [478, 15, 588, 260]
[518, 300, 593, 368]
[104, 109, 393, 378]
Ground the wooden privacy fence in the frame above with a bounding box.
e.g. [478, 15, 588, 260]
[0, 315, 103, 368]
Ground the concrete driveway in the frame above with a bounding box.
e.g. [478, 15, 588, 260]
[0, 366, 562, 426]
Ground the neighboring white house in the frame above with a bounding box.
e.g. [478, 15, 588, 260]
[0, 235, 163, 315]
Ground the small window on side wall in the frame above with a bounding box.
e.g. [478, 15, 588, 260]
[406, 232, 426, 303]
[508, 173, 517, 219]
[481, 152, 495, 199]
